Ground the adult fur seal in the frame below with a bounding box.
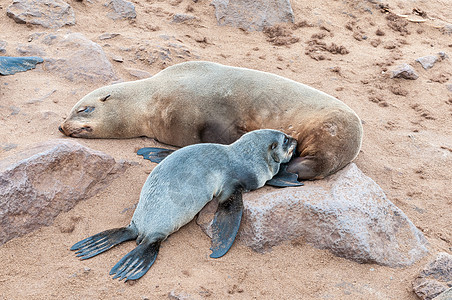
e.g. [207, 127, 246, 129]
[71, 129, 297, 281]
[59, 61, 363, 181]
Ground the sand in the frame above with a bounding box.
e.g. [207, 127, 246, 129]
[0, 0, 451, 299]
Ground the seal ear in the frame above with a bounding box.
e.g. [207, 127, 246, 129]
[99, 94, 111, 102]
[270, 142, 280, 163]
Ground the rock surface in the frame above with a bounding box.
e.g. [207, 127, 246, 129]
[199, 163, 428, 267]
[0, 139, 128, 246]
[211, 0, 294, 31]
[413, 252, 452, 300]
[19, 31, 118, 83]
[433, 288, 452, 300]
[390, 63, 419, 80]
[105, 0, 136, 20]
[416, 55, 438, 70]
[7, 0, 75, 28]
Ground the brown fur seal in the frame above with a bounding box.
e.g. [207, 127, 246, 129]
[59, 61, 363, 181]
[71, 129, 297, 281]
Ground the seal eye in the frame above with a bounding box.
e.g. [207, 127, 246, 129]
[100, 94, 111, 102]
[270, 142, 278, 150]
[77, 106, 95, 114]
[283, 136, 289, 145]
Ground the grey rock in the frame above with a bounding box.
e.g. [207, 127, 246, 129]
[0, 41, 6, 54]
[31, 32, 118, 83]
[0, 139, 128, 245]
[105, 0, 136, 20]
[16, 44, 47, 56]
[6, 0, 75, 28]
[199, 163, 428, 267]
[99, 33, 120, 40]
[127, 68, 152, 79]
[441, 24, 452, 35]
[391, 63, 419, 80]
[413, 252, 452, 300]
[211, 0, 294, 31]
[172, 14, 197, 23]
[447, 84, 452, 92]
[433, 287, 452, 300]
[416, 55, 438, 70]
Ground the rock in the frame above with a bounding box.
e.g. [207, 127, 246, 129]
[211, 0, 294, 31]
[105, 0, 136, 20]
[413, 252, 452, 300]
[390, 63, 419, 80]
[416, 55, 438, 70]
[0, 56, 44, 75]
[0, 40, 6, 53]
[447, 84, 452, 92]
[0, 139, 128, 246]
[172, 14, 197, 23]
[127, 68, 152, 79]
[433, 288, 452, 300]
[29, 31, 118, 83]
[200, 163, 428, 267]
[6, 0, 75, 28]
[99, 33, 120, 40]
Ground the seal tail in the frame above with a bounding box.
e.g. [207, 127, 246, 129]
[70, 227, 137, 260]
[137, 147, 175, 163]
[109, 238, 161, 282]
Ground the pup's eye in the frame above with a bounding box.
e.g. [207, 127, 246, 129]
[77, 106, 95, 113]
[283, 136, 289, 144]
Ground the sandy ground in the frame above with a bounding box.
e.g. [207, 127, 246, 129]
[1, 0, 451, 299]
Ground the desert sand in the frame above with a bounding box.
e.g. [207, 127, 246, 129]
[0, 0, 451, 299]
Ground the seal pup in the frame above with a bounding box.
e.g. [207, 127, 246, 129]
[70, 129, 298, 281]
[59, 61, 363, 181]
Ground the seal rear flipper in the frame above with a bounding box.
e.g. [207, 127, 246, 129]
[71, 227, 137, 260]
[210, 190, 243, 259]
[110, 238, 161, 282]
[266, 164, 304, 188]
[137, 147, 175, 163]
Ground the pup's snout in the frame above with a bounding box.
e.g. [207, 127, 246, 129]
[58, 125, 65, 134]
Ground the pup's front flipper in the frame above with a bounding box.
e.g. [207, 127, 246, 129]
[266, 164, 304, 187]
[71, 226, 137, 260]
[137, 147, 175, 163]
[110, 237, 161, 282]
[210, 190, 243, 258]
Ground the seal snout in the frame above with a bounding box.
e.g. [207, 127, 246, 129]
[58, 125, 65, 134]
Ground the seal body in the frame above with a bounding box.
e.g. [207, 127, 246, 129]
[60, 61, 363, 180]
[71, 129, 297, 281]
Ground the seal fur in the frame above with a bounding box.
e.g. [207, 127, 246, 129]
[70, 129, 297, 281]
[60, 61, 363, 180]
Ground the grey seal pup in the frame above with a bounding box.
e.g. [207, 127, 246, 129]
[70, 129, 298, 281]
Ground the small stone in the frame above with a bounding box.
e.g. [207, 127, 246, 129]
[390, 63, 419, 80]
[99, 33, 120, 40]
[0, 41, 7, 53]
[112, 55, 124, 62]
[127, 68, 152, 79]
[105, 0, 136, 20]
[446, 84, 452, 92]
[412, 252, 452, 300]
[416, 55, 438, 70]
[172, 13, 197, 23]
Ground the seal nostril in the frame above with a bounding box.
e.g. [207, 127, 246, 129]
[58, 125, 64, 134]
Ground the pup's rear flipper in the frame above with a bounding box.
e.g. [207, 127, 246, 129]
[210, 190, 243, 258]
[266, 164, 304, 187]
[71, 227, 137, 260]
[110, 238, 161, 281]
[137, 147, 175, 163]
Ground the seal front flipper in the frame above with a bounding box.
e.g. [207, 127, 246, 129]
[266, 164, 304, 188]
[137, 147, 175, 163]
[71, 226, 137, 260]
[110, 237, 161, 282]
[210, 190, 243, 258]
